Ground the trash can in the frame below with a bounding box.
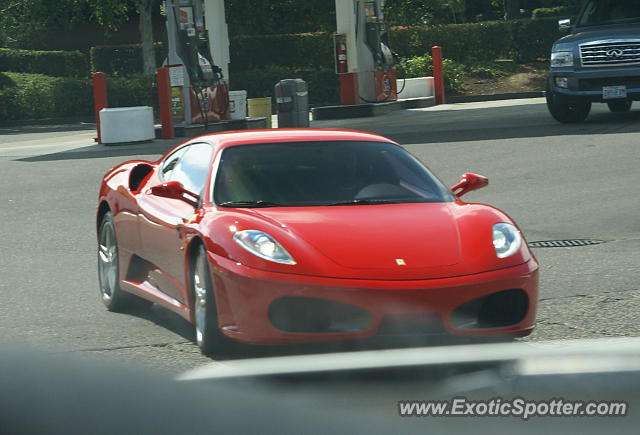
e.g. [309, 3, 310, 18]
[228, 90, 247, 120]
[275, 79, 309, 128]
[247, 97, 272, 128]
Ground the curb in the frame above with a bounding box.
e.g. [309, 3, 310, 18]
[446, 91, 545, 104]
[311, 97, 435, 121]
[153, 117, 268, 139]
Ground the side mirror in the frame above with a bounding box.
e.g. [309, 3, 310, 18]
[150, 181, 200, 207]
[450, 173, 489, 198]
[558, 18, 572, 33]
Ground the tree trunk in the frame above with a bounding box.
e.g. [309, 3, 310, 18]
[138, 0, 155, 75]
[505, 0, 521, 20]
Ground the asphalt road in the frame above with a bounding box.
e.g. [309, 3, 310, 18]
[1, 98, 639, 374]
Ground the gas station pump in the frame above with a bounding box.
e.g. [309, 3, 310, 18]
[165, 0, 230, 125]
[334, 0, 399, 105]
[364, 1, 398, 101]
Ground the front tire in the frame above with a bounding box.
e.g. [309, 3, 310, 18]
[192, 245, 235, 357]
[607, 100, 632, 113]
[546, 86, 591, 123]
[98, 212, 152, 312]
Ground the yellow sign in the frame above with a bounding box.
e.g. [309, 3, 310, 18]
[170, 87, 184, 122]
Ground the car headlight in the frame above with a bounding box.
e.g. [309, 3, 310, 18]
[492, 223, 522, 259]
[233, 230, 296, 265]
[551, 51, 574, 68]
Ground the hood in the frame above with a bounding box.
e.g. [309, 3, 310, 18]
[558, 23, 640, 44]
[253, 203, 461, 272]
[216, 202, 531, 280]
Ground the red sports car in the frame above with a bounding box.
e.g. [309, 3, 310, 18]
[97, 129, 538, 355]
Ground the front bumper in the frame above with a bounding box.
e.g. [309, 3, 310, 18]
[208, 253, 539, 345]
[548, 65, 640, 103]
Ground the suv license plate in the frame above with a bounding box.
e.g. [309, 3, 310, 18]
[603, 86, 627, 99]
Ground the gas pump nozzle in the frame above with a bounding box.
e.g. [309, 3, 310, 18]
[172, 0, 221, 88]
[363, 2, 396, 69]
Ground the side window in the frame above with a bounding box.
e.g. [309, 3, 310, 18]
[169, 142, 214, 194]
[160, 147, 188, 181]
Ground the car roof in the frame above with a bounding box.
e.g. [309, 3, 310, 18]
[196, 128, 395, 149]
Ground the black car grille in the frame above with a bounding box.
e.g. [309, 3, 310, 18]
[579, 76, 640, 91]
[580, 40, 640, 67]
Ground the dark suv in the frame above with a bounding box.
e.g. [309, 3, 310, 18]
[546, 0, 640, 123]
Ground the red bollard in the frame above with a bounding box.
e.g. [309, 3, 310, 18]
[432, 46, 445, 105]
[156, 66, 174, 140]
[92, 72, 108, 143]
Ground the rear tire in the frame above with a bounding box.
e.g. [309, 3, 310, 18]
[98, 212, 152, 312]
[607, 100, 632, 113]
[192, 245, 235, 357]
[546, 86, 591, 123]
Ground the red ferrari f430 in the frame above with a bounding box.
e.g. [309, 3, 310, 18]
[97, 129, 538, 355]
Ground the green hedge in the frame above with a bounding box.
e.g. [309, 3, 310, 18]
[230, 32, 334, 70]
[90, 33, 334, 76]
[400, 54, 466, 95]
[532, 6, 576, 20]
[0, 48, 89, 77]
[0, 72, 156, 121]
[390, 21, 509, 64]
[508, 18, 562, 62]
[390, 17, 561, 63]
[107, 74, 157, 109]
[0, 72, 92, 120]
[91, 17, 560, 77]
[90, 43, 168, 76]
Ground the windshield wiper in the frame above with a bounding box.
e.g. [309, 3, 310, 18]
[218, 200, 284, 208]
[328, 199, 405, 206]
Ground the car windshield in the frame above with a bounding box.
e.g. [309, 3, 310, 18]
[213, 141, 454, 207]
[577, 0, 640, 27]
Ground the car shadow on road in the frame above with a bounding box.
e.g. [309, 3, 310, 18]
[122, 302, 511, 361]
[16, 140, 181, 162]
[118, 304, 197, 343]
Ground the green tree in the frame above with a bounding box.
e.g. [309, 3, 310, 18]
[384, 0, 502, 26]
[384, 0, 440, 26]
[505, 0, 522, 19]
[445, 0, 467, 23]
[87, 0, 158, 74]
[0, 0, 89, 48]
[0, 0, 158, 74]
[225, 0, 335, 35]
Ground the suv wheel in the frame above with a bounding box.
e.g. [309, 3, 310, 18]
[607, 100, 632, 113]
[546, 86, 591, 123]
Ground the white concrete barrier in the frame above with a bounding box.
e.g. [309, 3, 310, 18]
[397, 77, 435, 100]
[99, 106, 155, 144]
